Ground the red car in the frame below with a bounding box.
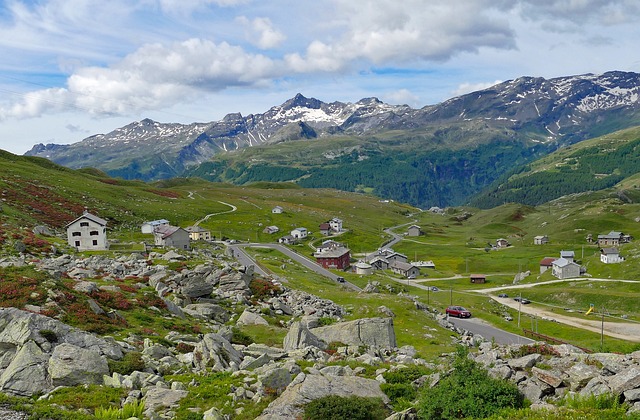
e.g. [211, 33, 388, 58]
[446, 306, 471, 318]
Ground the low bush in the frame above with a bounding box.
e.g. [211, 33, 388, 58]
[108, 352, 145, 375]
[303, 395, 390, 420]
[231, 328, 254, 346]
[417, 346, 524, 419]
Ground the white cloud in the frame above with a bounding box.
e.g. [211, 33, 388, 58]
[452, 81, 503, 97]
[236, 16, 286, 49]
[383, 89, 420, 107]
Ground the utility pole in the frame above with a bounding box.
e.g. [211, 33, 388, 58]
[601, 308, 605, 351]
[518, 293, 522, 328]
[450, 287, 453, 305]
[427, 286, 430, 305]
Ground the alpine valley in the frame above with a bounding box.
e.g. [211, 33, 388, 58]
[26, 71, 640, 208]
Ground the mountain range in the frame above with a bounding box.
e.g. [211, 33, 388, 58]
[25, 71, 640, 208]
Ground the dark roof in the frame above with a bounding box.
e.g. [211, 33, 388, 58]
[540, 257, 557, 266]
[66, 211, 107, 228]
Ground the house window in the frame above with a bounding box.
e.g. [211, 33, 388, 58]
[92, 240, 98, 246]
[75, 241, 80, 247]
[80, 222, 89, 227]
[90, 231, 99, 236]
[72, 232, 81, 237]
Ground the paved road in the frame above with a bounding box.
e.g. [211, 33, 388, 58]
[228, 242, 361, 291]
[447, 316, 534, 345]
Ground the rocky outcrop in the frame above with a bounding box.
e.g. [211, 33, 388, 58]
[283, 322, 327, 351]
[311, 317, 396, 349]
[0, 308, 123, 396]
[256, 372, 389, 419]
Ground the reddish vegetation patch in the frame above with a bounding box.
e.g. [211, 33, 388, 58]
[144, 188, 181, 199]
[98, 178, 121, 185]
[2, 176, 85, 227]
[90, 289, 133, 310]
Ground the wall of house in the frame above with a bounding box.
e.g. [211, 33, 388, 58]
[67, 219, 108, 251]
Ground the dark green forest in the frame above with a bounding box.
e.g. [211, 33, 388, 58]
[470, 137, 640, 207]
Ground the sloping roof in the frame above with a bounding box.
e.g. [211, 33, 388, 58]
[601, 247, 619, 255]
[144, 219, 169, 226]
[154, 225, 183, 239]
[560, 250, 575, 258]
[66, 211, 107, 228]
[185, 226, 208, 233]
[319, 223, 331, 230]
[389, 261, 417, 271]
[540, 257, 557, 266]
[314, 247, 350, 258]
[552, 257, 579, 268]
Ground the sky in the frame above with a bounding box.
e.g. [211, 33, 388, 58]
[1, 0, 639, 155]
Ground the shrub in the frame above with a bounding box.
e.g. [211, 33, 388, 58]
[417, 346, 524, 420]
[108, 352, 145, 375]
[561, 392, 622, 410]
[249, 278, 281, 300]
[383, 365, 430, 384]
[303, 396, 390, 420]
[510, 343, 560, 358]
[175, 342, 195, 354]
[94, 400, 145, 419]
[230, 328, 254, 346]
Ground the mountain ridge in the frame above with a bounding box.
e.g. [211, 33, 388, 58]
[25, 71, 640, 207]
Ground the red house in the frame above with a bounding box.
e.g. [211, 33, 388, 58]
[314, 246, 351, 270]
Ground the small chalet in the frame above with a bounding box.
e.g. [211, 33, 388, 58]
[560, 250, 575, 262]
[597, 231, 632, 247]
[278, 235, 297, 245]
[407, 225, 423, 237]
[534, 235, 549, 245]
[153, 225, 190, 250]
[470, 274, 486, 284]
[66, 211, 108, 251]
[263, 226, 279, 234]
[539, 257, 556, 274]
[496, 238, 510, 248]
[291, 227, 308, 239]
[369, 256, 390, 270]
[319, 223, 332, 236]
[389, 261, 420, 278]
[601, 248, 624, 264]
[141, 219, 169, 234]
[185, 226, 211, 241]
[375, 248, 408, 263]
[314, 246, 351, 270]
[272, 206, 284, 214]
[551, 258, 580, 279]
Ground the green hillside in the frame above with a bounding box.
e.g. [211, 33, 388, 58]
[470, 126, 640, 207]
[185, 123, 550, 208]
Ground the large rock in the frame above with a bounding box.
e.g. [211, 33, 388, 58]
[218, 272, 251, 294]
[283, 322, 326, 351]
[0, 341, 49, 396]
[256, 373, 389, 419]
[143, 387, 188, 413]
[181, 277, 214, 298]
[48, 343, 109, 386]
[194, 333, 243, 371]
[607, 366, 640, 395]
[0, 308, 123, 359]
[237, 309, 269, 326]
[183, 303, 230, 323]
[311, 317, 396, 349]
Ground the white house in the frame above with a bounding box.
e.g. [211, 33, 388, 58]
[272, 206, 284, 214]
[291, 227, 308, 239]
[141, 219, 170, 234]
[600, 248, 624, 264]
[263, 226, 279, 234]
[329, 218, 343, 232]
[153, 225, 191, 250]
[66, 211, 109, 251]
[534, 235, 549, 245]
